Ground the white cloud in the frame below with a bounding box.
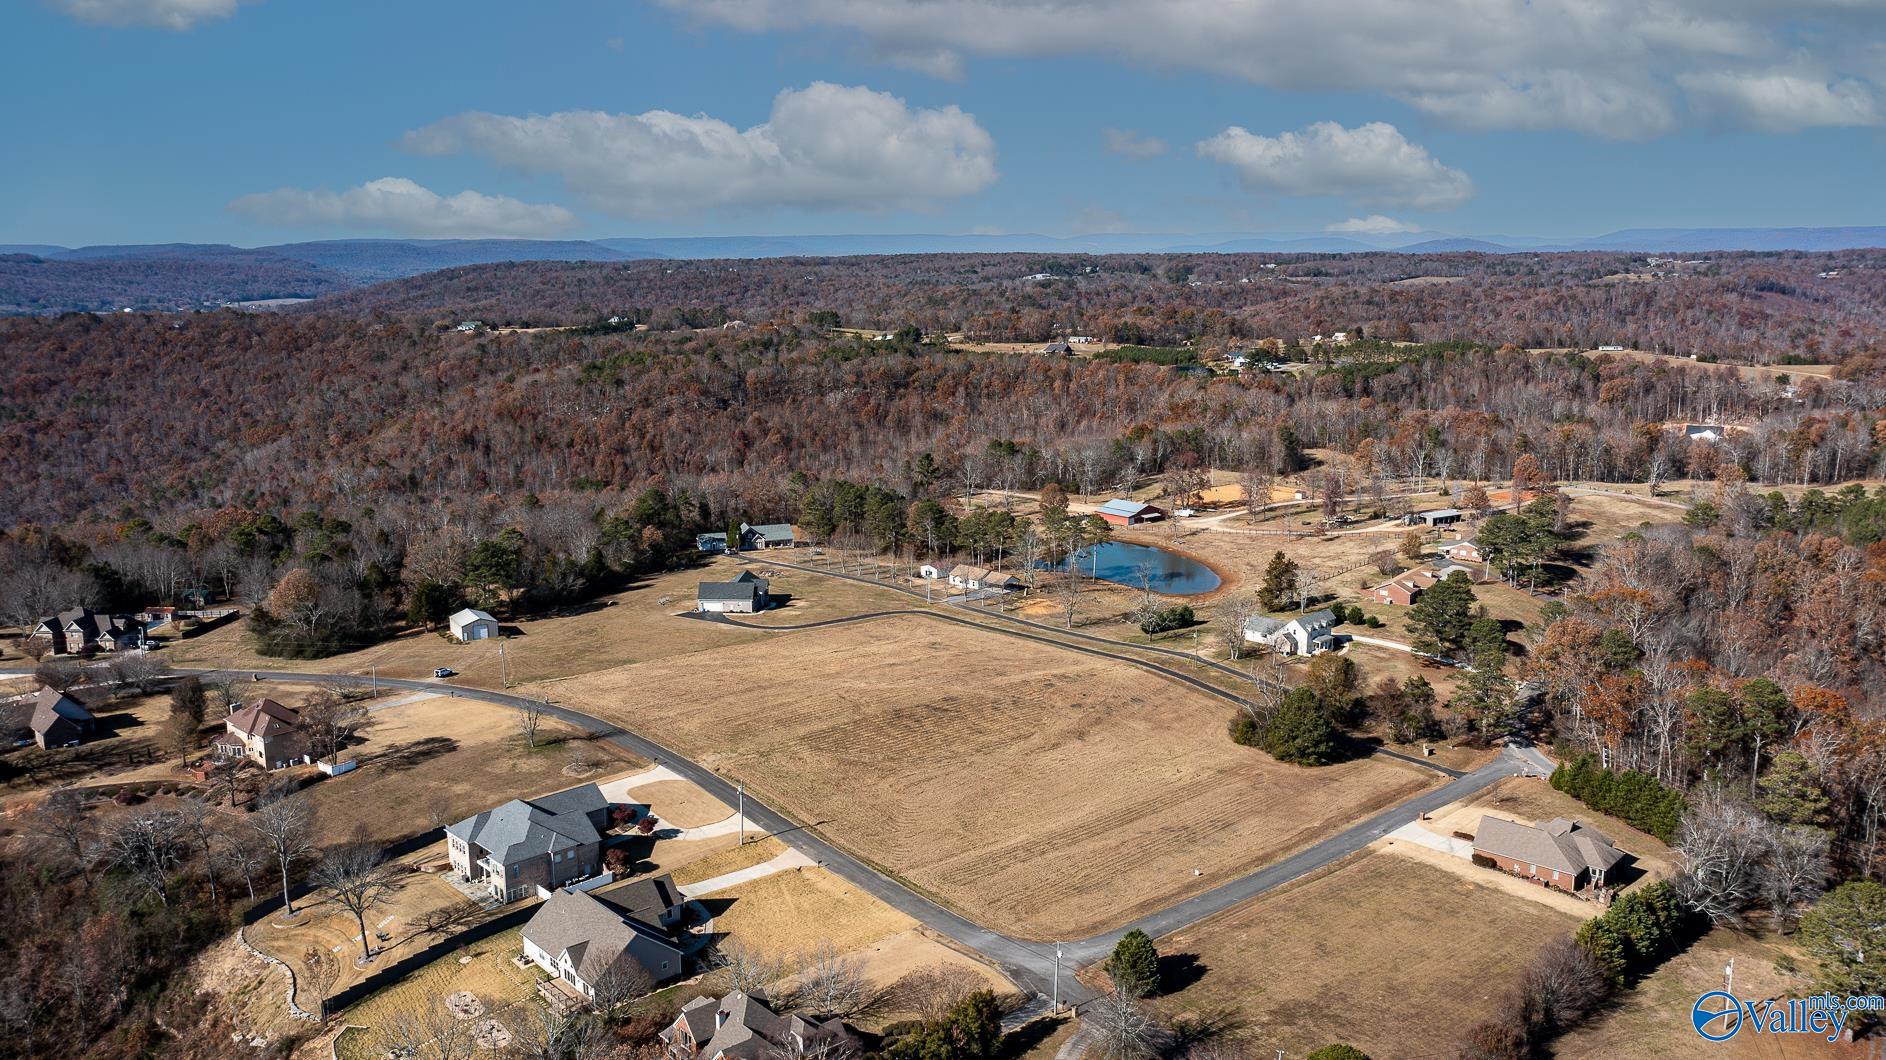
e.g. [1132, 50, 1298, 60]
[403, 83, 996, 217]
[228, 177, 578, 238]
[51, 0, 246, 29]
[1678, 70, 1882, 131]
[1197, 121, 1474, 211]
[1102, 128, 1167, 159]
[1327, 215, 1423, 235]
[652, 0, 1886, 137]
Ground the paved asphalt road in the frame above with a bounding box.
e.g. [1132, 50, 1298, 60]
[126, 662, 1535, 1006]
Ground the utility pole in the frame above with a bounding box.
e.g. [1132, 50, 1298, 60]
[1052, 941, 1061, 1013]
[737, 781, 746, 846]
[498, 640, 509, 688]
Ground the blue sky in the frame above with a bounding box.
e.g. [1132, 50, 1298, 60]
[6, 0, 1886, 246]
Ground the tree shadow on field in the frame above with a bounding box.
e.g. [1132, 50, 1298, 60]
[995, 1014, 1067, 1059]
[374, 735, 458, 771]
[1157, 952, 1208, 993]
[1165, 1004, 1248, 1050]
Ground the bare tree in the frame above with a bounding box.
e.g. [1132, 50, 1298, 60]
[716, 941, 785, 997]
[250, 795, 315, 916]
[24, 789, 93, 878]
[588, 957, 656, 1016]
[311, 843, 402, 963]
[299, 692, 371, 765]
[1217, 593, 1264, 661]
[792, 943, 872, 1020]
[518, 699, 546, 749]
[1671, 791, 1769, 924]
[510, 1005, 604, 1060]
[378, 998, 480, 1060]
[174, 796, 224, 903]
[107, 652, 167, 694]
[1369, 549, 1400, 576]
[301, 945, 340, 1027]
[97, 809, 187, 907]
[1764, 825, 1830, 932]
[218, 820, 266, 900]
[1086, 989, 1167, 1060]
[891, 962, 983, 1023]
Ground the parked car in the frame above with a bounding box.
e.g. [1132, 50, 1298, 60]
[433, 667, 455, 678]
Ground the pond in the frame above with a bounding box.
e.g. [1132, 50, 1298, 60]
[1038, 540, 1222, 595]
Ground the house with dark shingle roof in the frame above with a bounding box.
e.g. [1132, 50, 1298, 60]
[1473, 815, 1628, 891]
[661, 991, 853, 1060]
[697, 570, 770, 614]
[696, 523, 800, 554]
[447, 783, 611, 903]
[30, 687, 95, 749]
[522, 883, 686, 1004]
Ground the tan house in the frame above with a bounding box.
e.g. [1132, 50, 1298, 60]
[1440, 538, 1485, 564]
[661, 991, 852, 1060]
[215, 699, 309, 769]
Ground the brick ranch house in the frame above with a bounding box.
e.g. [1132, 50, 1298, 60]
[447, 784, 611, 903]
[1472, 815, 1627, 892]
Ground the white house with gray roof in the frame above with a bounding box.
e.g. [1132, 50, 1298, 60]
[522, 883, 685, 1004]
[1242, 609, 1338, 655]
[661, 991, 851, 1060]
[446, 783, 610, 903]
[697, 570, 770, 613]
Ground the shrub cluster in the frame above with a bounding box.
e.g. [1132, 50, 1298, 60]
[1549, 755, 1688, 842]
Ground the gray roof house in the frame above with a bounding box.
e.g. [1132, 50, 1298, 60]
[446, 784, 610, 903]
[30, 687, 96, 749]
[697, 570, 770, 614]
[661, 991, 853, 1060]
[1473, 815, 1627, 890]
[696, 523, 798, 554]
[1242, 609, 1338, 656]
[522, 884, 686, 1004]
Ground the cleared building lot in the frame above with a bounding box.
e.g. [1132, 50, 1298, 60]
[542, 614, 1436, 940]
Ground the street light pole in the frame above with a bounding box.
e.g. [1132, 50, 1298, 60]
[738, 781, 746, 846]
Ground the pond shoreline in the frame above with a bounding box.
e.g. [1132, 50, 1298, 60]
[1037, 536, 1229, 598]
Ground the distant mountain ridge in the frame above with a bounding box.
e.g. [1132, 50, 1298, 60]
[6, 227, 1884, 315]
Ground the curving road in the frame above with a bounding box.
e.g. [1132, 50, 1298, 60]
[133, 658, 1540, 1007]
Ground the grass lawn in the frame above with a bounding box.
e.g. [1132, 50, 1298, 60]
[541, 614, 1437, 940]
[332, 925, 546, 1060]
[1148, 847, 1582, 1058]
[246, 843, 495, 1014]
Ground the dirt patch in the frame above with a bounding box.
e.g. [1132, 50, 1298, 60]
[330, 925, 544, 1060]
[543, 615, 1436, 940]
[1151, 847, 1581, 1058]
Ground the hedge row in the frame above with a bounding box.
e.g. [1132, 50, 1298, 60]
[1549, 754, 1687, 842]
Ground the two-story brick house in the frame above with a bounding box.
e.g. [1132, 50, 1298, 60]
[214, 698, 310, 770]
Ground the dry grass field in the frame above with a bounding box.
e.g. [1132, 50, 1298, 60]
[540, 615, 1437, 940]
[627, 779, 731, 828]
[1150, 847, 1581, 1058]
[293, 695, 633, 846]
[163, 564, 767, 684]
[705, 866, 915, 958]
[1557, 927, 1836, 1059]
